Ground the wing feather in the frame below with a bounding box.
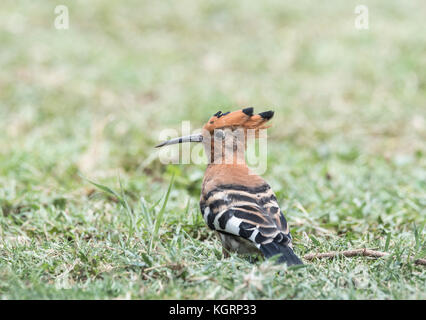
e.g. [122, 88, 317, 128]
[200, 183, 292, 247]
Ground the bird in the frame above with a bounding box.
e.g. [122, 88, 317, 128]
[155, 107, 303, 266]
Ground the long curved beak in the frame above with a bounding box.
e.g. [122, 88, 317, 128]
[155, 133, 203, 148]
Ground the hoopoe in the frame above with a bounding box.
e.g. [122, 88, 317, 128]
[156, 108, 303, 266]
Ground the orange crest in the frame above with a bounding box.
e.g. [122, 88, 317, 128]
[202, 108, 274, 133]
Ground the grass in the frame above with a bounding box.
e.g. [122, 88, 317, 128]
[0, 0, 425, 299]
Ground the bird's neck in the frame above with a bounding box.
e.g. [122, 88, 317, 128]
[205, 138, 247, 165]
[202, 162, 266, 193]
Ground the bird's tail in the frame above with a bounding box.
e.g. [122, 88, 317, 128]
[260, 242, 303, 266]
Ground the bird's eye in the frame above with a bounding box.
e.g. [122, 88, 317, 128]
[214, 129, 225, 140]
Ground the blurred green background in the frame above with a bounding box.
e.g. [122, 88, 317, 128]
[0, 0, 425, 299]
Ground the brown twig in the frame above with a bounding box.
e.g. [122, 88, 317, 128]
[414, 258, 426, 266]
[304, 248, 388, 260]
[304, 248, 425, 266]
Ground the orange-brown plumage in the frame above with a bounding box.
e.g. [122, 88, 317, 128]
[203, 108, 273, 133]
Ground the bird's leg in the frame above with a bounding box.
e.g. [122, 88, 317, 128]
[222, 247, 230, 259]
[216, 232, 231, 259]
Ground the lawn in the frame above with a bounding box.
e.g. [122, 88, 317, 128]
[0, 0, 425, 299]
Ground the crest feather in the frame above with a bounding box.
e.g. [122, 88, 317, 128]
[203, 108, 274, 132]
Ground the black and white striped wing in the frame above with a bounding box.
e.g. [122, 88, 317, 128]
[200, 184, 292, 248]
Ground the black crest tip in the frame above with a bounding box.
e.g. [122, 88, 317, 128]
[242, 107, 254, 116]
[259, 110, 274, 120]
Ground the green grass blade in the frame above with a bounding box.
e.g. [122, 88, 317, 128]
[80, 174, 125, 207]
[385, 232, 391, 252]
[149, 174, 175, 252]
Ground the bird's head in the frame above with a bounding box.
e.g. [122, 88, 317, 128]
[155, 107, 273, 147]
[155, 107, 273, 164]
